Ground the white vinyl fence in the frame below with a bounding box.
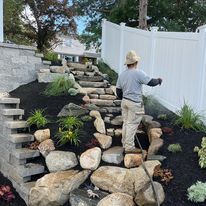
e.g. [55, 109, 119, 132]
[101, 19, 206, 116]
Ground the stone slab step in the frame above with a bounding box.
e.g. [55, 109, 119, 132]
[100, 107, 122, 113]
[18, 163, 44, 177]
[6, 120, 28, 129]
[90, 99, 115, 106]
[79, 81, 108, 88]
[2, 108, 24, 116]
[12, 148, 40, 159]
[75, 75, 104, 82]
[0, 97, 20, 104]
[42, 60, 51, 65]
[99, 94, 117, 100]
[9, 133, 34, 143]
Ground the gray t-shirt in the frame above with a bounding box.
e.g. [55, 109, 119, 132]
[116, 68, 151, 103]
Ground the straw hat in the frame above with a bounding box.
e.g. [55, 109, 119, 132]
[125, 50, 140, 65]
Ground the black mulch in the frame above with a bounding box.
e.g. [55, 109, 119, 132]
[0, 80, 203, 206]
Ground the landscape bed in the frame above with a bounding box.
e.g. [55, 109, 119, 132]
[0, 81, 205, 206]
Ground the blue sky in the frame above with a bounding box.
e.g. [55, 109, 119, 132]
[76, 17, 87, 34]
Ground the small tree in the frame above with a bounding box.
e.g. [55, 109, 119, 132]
[22, 0, 77, 51]
[139, 0, 148, 30]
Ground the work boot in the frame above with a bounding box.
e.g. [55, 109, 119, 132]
[125, 147, 141, 154]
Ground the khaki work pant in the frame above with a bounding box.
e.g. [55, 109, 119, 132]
[121, 98, 145, 150]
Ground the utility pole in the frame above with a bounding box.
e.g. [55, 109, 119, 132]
[139, 0, 148, 30]
[0, 0, 3, 42]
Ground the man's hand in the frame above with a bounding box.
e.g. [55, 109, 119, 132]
[158, 78, 163, 85]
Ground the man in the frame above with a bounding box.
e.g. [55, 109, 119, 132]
[116, 50, 162, 153]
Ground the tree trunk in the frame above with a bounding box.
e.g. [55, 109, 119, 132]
[139, 0, 148, 30]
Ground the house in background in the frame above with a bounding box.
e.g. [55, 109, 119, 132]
[53, 34, 100, 64]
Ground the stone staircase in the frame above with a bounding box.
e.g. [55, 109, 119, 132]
[0, 97, 45, 203]
[70, 62, 122, 114]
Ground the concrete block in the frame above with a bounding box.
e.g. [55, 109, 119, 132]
[1, 108, 24, 116]
[12, 148, 40, 159]
[9, 133, 34, 143]
[5, 120, 28, 129]
[17, 163, 44, 177]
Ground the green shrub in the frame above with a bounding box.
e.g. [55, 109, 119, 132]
[43, 77, 75, 97]
[44, 51, 58, 62]
[174, 102, 206, 132]
[81, 115, 92, 122]
[167, 143, 182, 153]
[157, 114, 167, 120]
[187, 181, 206, 203]
[55, 116, 83, 146]
[27, 109, 49, 129]
[194, 137, 206, 168]
[98, 61, 118, 85]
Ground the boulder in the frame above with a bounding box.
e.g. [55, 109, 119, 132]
[38, 139, 55, 157]
[79, 88, 105, 95]
[50, 66, 65, 74]
[58, 103, 88, 117]
[83, 95, 91, 103]
[124, 153, 144, 168]
[114, 129, 122, 137]
[97, 193, 135, 206]
[80, 147, 101, 170]
[134, 182, 165, 206]
[107, 128, 114, 136]
[148, 128, 163, 143]
[102, 147, 124, 164]
[90, 99, 114, 107]
[46, 151, 78, 172]
[110, 86, 117, 96]
[39, 69, 50, 73]
[90, 111, 106, 134]
[69, 189, 108, 206]
[105, 88, 114, 95]
[94, 133, 112, 149]
[29, 170, 90, 206]
[130, 160, 161, 193]
[110, 116, 123, 126]
[37, 73, 69, 83]
[34, 129, 50, 143]
[148, 138, 164, 156]
[99, 95, 116, 100]
[91, 166, 135, 196]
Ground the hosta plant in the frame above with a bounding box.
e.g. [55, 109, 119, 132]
[194, 137, 206, 168]
[56, 116, 83, 146]
[187, 181, 206, 203]
[27, 109, 49, 129]
[167, 143, 182, 153]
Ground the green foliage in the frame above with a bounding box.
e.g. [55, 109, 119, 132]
[195, 137, 206, 168]
[187, 181, 206, 203]
[167, 143, 182, 153]
[27, 109, 49, 128]
[81, 115, 92, 122]
[56, 116, 83, 146]
[43, 77, 75, 97]
[68, 88, 78, 96]
[157, 114, 167, 120]
[44, 51, 58, 62]
[98, 61, 118, 85]
[174, 102, 206, 132]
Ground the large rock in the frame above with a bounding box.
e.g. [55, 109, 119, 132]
[50, 66, 65, 74]
[58, 103, 88, 117]
[99, 95, 116, 100]
[134, 182, 165, 206]
[110, 116, 123, 126]
[79, 88, 105, 95]
[90, 99, 114, 106]
[70, 189, 108, 206]
[148, 128, 162, 143]
[37, 73, 70, 83]
[114, 128, 122, 137]
[38, 139, 55, 157]
[91, 166, 135, 196]
[68, 62, 87, 71]
[90, 110, 106, 134]
[148, 138, 164, 156]
[124, 153, 144, 168]
[94, 133, 112, 149]
[29, 170, 90, 206]
[131, 160, 161, 193]
[34, 129, 50, 143]
[97, 193, 135, 206]
[46, 151, 78, 172]
[102, 146, 124, 164]
[79, 81, 107, 88]
[80, 147, 101, 170]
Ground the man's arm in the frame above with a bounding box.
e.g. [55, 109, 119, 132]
[116, 88, 123, 99]
[147, 78, 162, 87]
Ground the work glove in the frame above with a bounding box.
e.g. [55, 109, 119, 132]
[158, 78, 163, 85]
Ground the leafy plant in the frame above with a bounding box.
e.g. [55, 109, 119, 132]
[43, 77, 75, 97]
[0, 185, 15, 202]
[44, 51, 58, 62]
[27, 109, 49, 129]
[187, 181, 206, 203]
[55, 116, 83, 146]
[194, 137, 206, 168]
[157, 114, 167, 120]
[81, 115, 92, 122]
[174, 102, 206, 132]
[167, 143, 182, 153]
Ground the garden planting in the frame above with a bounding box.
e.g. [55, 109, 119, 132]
[0, 61, 205, 206]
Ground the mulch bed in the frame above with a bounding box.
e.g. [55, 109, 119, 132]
[0, 80, 204, 205]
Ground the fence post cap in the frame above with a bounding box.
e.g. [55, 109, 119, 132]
[150, 26, 159, 32]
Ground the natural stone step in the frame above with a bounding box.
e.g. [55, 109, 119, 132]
[6, 120, 28, 129]
[9, 133, 34, 143]
[99, 94, 117, 100]
[17, 163, 44, 177]
[12, 148, 40, 159]
[35, 53, 44, 58]
[79, 87, 105, 95]
[90, 99, 114, 106]
[2, 108, 24, 116]
[101, 107, 121, 113]
[75, 75, 104, 82]
[79, 81, 108, 88]
[0, 97, 20, 104]
[42, 60, 51, 65]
